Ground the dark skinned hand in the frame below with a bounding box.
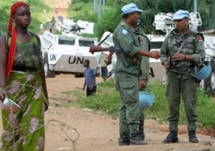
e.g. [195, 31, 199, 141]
[172, 53, 185, 61]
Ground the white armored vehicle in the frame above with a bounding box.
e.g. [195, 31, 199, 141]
[40, 31, 100, 77]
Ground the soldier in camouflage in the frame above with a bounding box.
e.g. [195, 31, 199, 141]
[90, 3, 160, 146]
[137, 25, 151, 142]
[113, 3, 160, 145]
[160, 10, 205, 143]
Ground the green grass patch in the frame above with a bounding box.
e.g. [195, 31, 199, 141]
[71, 79, 119, 117]
[66, 79, 215, 129]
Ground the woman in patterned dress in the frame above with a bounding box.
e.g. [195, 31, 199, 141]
[0, 2, 49, 151]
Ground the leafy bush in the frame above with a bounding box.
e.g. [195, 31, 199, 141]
[67, 2, 97, 22]
[95, 7, 121, 40]
[69, 0, 215, 35]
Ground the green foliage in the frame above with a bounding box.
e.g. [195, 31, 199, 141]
[67, 1, 121, 39]
[67, 2, 97, 22]
[81, 33, 97, 38]
[156, 0, 174, 12]
[70, 79, 215, 129]
[144, 82, 168, 121]
[196, 90, 215, 128]
[172, 0, 193, 11]
[198, 0, 215, 30]
[95, 7, 121, 40]
[141, 9, 156, 34]
[99, 0, 214, 34]
[73, 0, 91, 3]
[69, 0, 215, 36]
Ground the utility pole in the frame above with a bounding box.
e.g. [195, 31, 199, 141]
[102, 0, 105, 13]
[98, 0, 102, 21]
[95, 0, 105, 21]
[94, 0, 97, 13]
[194, 0, 198, 12]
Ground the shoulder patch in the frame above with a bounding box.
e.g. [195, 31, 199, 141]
[196, 33, 204, 42]
[197, 35, 203, 42]
[122, 29, 128, 35]
[197, 35, 204, 42]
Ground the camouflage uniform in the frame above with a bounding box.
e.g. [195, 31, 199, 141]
[160, 28, 205, 132]
[138, 28, 150, 138]
[113, 21, 148, 138]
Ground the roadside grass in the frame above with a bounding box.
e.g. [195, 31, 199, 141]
[65, 79, 215, 129]
[69, 79, 120, 117]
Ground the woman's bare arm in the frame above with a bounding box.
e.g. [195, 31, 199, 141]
[0, 36, 8, 101]
[0, 36, 7, 88]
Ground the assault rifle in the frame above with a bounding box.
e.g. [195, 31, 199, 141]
[108, 46, 129, 67]
[91, 32, 129, 68]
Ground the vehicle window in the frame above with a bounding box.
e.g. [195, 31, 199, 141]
[79, 40, 94, 47]
[150, 41, 163, 49]
[58, 38, 75, 45]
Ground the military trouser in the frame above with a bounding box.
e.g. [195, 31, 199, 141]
[115, 72, 141, 137]
[166, 73, 198, 132]
[139, 81, 146, 138]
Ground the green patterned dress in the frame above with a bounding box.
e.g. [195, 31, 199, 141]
[0, 33, 48, 151]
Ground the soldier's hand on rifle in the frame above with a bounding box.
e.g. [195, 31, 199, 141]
[90, 46, 102, 54]
[172, 53, 185, 61]
[149, 51, 160, 59]
[163, 61, 169, 70]
[105, 51, 114, 65]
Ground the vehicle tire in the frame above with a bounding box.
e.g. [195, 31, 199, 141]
[44, 55, 55, 78]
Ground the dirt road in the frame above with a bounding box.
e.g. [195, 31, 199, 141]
[44, 74, 215, 151]
[0, 74, 215, 151]
[45, 0, 71, 19]
[0, 0, 214, 150]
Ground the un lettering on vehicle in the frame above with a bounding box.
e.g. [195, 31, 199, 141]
[50, 54, 56, 61]
[68, 56, 85, 65]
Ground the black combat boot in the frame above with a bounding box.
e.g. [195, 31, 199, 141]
[189, 130, 199, 143]
[163, 131, 179, 143]
[119, 134, 130, 146]
[130, 134, 148, 145]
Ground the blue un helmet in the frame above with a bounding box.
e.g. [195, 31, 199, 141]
[193, 63, 212, 80]
[173, 10, 190, 21]
[139, 91, 155, 108]
[121, 3, 143, 15]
